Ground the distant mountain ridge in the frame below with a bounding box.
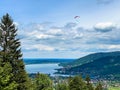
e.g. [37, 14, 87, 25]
[23, 58, 74, 65]
[57, 51, 120, 80]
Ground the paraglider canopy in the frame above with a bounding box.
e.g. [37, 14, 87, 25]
[74, 16, 80, 23]
[74, 16, 80, 19]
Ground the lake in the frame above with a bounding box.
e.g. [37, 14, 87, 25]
[24, 58, 74, 76]
[25, 63, 62, 76]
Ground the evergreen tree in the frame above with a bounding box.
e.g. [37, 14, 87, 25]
[0, 13, 29, 90]
[68, 76, 87, 90]
[55, 82, 69, 90]
[34, 73, 53, 90]
[85, 75, 94, 90]
[0, 58, 18, 90]
[95, 82, 103, 90]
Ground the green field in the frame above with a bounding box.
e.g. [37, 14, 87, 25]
[109, 87, 120, 90]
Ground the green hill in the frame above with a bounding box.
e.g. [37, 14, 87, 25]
[60, 51, 120, 67]
[57, 51, 120, 80]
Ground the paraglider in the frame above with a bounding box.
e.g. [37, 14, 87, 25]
[74, 16, 80, 19]
[74, 16, 80, 23]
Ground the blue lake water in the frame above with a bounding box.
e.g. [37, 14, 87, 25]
[25, 63, 62, 76]
[24, 58, 75, 76]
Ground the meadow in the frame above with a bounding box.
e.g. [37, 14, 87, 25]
[109, 87, 120, 90]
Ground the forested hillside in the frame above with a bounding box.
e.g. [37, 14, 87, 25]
[58, 52, 120, 80]
[60, 51, 120, 67]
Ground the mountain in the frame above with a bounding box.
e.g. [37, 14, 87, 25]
[60, 51, 120, 67]
[57, 51, 120, 80]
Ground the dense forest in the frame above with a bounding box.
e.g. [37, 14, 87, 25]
[58, 52, 120, 80]
[60, 51, 120, 67]
[0, 14, 119, 90]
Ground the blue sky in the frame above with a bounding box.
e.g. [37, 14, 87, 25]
[0, 0, 120, 58]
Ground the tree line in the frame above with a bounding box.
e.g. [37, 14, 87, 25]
[0, 13, 105, 90]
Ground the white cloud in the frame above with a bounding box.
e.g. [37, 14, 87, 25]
[13, 22, 19, 27]
[23, 44, 55, 51]
[95, 22, 114, 29]
[18, 21, 120, 58]
[35, 34, 54, 39]
[33, 44, 55, 51]
[34, 24, 44, 31]
[108, 45, 120, 49]
[46, 28, 64, 35]
[98, 44, 120, 51]
[94, 22, 116, 32]
[64, 22, 77, 29]
[106, 45, 120, 50]
[95, 22, 115, 29]
[27, 30, 55, 39]
[73, 33, 83, 39]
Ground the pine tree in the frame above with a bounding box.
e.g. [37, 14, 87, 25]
[85, 75, 94, 90]
[0, 13, 29, 90]
[68, 76, 87, 90]
[34, 73, 53, 90]
[95, 82, 103, 90]
[0, 58, 18, 90]
[55, 82, 69, 90]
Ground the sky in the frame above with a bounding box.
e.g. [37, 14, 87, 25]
[0, 0, 120, 58]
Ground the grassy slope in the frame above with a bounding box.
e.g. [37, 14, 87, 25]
[109, 87, 120, 90]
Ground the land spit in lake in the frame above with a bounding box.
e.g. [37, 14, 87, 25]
[24, 58, 74, 76]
